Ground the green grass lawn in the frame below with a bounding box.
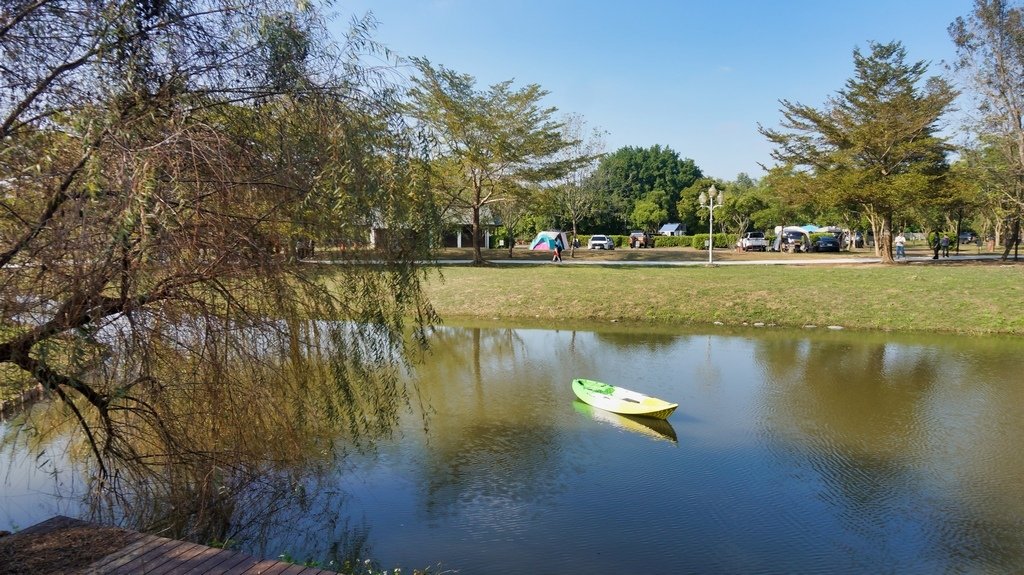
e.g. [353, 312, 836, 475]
[422, 259, 1024, 335]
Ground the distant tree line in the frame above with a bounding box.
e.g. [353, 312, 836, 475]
[405, 1, 1024, 267]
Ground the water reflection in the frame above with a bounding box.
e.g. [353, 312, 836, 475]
[4, 324, 1024, 574]
[572, 400, 678, 444]
[754, 332, 1024, 572]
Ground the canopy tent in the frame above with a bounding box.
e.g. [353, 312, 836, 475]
[771, 225, 812, 251]
[530, 231, 568, 251]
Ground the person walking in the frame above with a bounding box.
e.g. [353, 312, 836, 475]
[552, 235, 564, 263]
[940, 234, 950, 257]
[894, 232, 906, 260]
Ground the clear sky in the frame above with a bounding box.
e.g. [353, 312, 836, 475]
[334, 1, 973, 181]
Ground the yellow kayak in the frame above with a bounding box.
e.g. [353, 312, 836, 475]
[571, 378, 678, 420]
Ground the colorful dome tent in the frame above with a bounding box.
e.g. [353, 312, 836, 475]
[530, 230, 569, 251]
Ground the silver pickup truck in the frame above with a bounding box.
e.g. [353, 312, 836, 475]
[737, 231, 769, 252]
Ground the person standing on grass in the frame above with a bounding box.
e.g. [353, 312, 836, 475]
[940, 234, 950, 257]
[894, 232, 906, 260]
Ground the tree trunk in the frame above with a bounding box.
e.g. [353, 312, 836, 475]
[1001, 216, 1020, 261]
[862, 204, 880, 256]
[869, 218, 881, 256]
[954, 210, 964, 255]
[471, 204, 483, 265]
[880, 214, 895, 264]
[570, 224, 578, 258]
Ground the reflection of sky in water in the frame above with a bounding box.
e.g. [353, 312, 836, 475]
[3, 326, 1024, 574]
[1, 435, 85, 531]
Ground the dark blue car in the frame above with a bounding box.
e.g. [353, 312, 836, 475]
[812, 235, 841, 252]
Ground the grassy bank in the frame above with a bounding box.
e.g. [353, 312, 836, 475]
[421, 260, 1024, 335]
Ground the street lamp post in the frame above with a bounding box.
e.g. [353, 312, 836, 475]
[698, 184, 725, 264]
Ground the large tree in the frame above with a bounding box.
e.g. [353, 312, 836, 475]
[0, 0, 436, 538]
[759, 41, 957, 263]
[591, 145, 703, 232]
[950, 0, 1024, 259]
[632, 190, 670, 233]
[719, 174, 772, 235]
[406, 59, 582, 264]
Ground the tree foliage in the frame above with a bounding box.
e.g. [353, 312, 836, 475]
[759, 41, 957, 262]
[591, 145, 703, 232]
[718, 174, 772, 235]
[405, 59, 582, 264]
[551, 114, 605, 255]
[950, 0, 1024, 258]
[0, 0, 437, 537]
[631, 190, 669, 232]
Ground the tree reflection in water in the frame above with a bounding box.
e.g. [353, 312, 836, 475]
[1, 318, 420, 567]
[754, 331, 1024, 571]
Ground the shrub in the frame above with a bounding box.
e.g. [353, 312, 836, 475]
[650, 235, 688, 247]
[690, 233, 736, 249]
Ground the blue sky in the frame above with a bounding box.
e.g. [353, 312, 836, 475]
[334, 1, 973, 181]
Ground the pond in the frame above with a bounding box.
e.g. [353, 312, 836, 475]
[3, 324, 1024, 573]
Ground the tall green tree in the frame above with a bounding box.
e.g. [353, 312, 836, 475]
[953, 139, 1018, 246]
[591, 145, 703, 232]
[950, 0, 1024, 259]
[406, 59, 582, 264]
[719, 174, 771, 235]
[631, 190, 670, 232]
[759, 41, 957, 263]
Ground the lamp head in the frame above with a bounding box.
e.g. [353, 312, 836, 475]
[708, 184, 723, 204]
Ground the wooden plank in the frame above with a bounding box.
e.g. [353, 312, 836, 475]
[224, 557, 267, 574]
[81, 533, 155, 573]
[248, 560, 299, 572]
[199, 551, 260, 574]
[108, 536, 182, 574]
[156, 543, 228, 574]
[87, 534, 170, 573]
[179, 547, 249, 574]
[140, 541, 205, 575]
[11, 516, 341, 575]
[243, 558, 337, 575]
[236, 558, 288, 575]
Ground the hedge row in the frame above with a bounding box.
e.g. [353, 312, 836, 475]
[573, 234, 740, 249]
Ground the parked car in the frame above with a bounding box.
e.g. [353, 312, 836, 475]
[959, 231, 976, 244]
[588, 234, 615, 250]
[737, 231, 769, 252]
[629, 231, 654, 248]
[811, 235, 841, 252]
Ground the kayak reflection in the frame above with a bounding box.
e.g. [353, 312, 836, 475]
[573, 400, 678, 444]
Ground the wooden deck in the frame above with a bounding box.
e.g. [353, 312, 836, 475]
[7, 516, 340, 574]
